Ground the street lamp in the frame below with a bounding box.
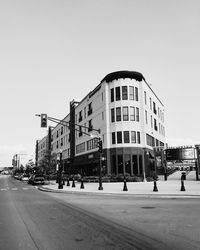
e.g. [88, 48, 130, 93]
[142, 149, 147, 182]
[57, 150, 63, 189]
[195, 145, 200, 181]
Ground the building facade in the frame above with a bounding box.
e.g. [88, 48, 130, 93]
[37, 71, 166, 178]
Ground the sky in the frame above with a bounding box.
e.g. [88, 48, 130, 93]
[0, 0, 200, 167]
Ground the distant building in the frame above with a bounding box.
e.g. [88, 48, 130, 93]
[37, 136, 48, 164]
[37, 71, 166, 178]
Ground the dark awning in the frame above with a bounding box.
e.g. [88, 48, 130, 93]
[101, 70, 145, 83]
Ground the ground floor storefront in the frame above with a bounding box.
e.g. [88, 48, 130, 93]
[63, 147, 156, 178]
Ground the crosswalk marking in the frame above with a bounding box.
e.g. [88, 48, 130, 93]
[0, 187, 29, 191]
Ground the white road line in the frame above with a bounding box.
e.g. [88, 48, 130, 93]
[1, 188, 7, 191]
[22, 187, 29, 190]
[11, 188, 18, 190]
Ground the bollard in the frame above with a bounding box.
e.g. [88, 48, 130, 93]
[123, 177, 128, 191]
[80, 178, 84, 189]
[58, 180, 63, 189]
[180, 180, 186, 191]
[66, 178, 70, 186]
[153, 180, 158, 192]
[72, 177, 76, 188]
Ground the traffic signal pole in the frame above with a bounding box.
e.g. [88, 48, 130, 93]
[36, 113, 103, 190]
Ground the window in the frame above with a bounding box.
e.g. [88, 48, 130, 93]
[61, 138, 63, 146]
[150, 97, 152, 110]
[87, 138, 98, 150]
[146, 133, 155, 147]
[153, 102, 157, 114]
[144, 91, 147, 104]
[135, 87, 139, 101]
[111, 88, 114, 102]
[116, 87, 121, 101]
[88, 119, 93, 132]
[111, 108, 115, 122]
[137, 132, 141, 144]
[129, 86, 134, 100]
[136, 107, 139, 121]
[151, 115, 153, 128]
[118, 155, 123, 174]
[131, 131, 136, 143]
[124, 131, 130, 143]
[122, 86, 128, 100]
[154, 119, 158, 131]
[112, 132, 116, 144]
[130, 106, 135, 121]
[76, 142, 85, 154]
[61, 126, 63, 135]
[145, 110, 148, 124]
[123, 106, 129, 121]
[102, 111, 104, 120]
[84, 107, 86, 118]
[79, 111, 82, 122]
[117, 131, 122, 144]
[79, 126, 82, 137]
[88, 102, 92, 116]
[102, 92, 103, 102]
[116, 107, 121, 121]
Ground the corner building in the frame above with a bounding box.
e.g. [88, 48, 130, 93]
[51, 71, 165, 177]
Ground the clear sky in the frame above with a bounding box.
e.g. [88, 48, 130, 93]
[0, 0, 200, 167]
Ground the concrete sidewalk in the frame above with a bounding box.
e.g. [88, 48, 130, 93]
[39, 171, 200, 197]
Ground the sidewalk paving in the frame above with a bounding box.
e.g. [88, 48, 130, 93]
[39, 171, 200, 197]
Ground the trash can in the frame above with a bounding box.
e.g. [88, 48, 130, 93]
[181, 172, 186, 180]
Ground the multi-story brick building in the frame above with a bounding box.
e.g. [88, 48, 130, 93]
[37, 70, 166, 178]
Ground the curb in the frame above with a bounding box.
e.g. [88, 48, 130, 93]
[38, 186, 200, 198]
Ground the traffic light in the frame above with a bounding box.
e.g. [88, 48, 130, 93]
[97, 139, 103, 153]
[41, 114, 47, 127]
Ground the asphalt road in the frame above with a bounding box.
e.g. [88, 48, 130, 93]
[1, 175, 200, 250]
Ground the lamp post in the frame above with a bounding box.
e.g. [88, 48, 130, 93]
[142, 149, 147, 182]
[195, 145, 200, 181]
[57, 150, 63, 189]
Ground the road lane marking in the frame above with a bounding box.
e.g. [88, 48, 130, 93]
[1, 188, 7, 190]
[22, 187, 29, 190]
[11, 188, 18, 190]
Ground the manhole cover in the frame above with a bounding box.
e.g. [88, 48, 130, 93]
[141, 206, 156, 209]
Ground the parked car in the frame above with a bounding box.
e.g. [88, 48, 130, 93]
[28, 174, 45, 185]
[21, 175, 29, 182]
[32, 176, 45, 185]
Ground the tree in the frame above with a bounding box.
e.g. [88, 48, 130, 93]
[25, 159, 35, 176]
[38, 151, 57, 175]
